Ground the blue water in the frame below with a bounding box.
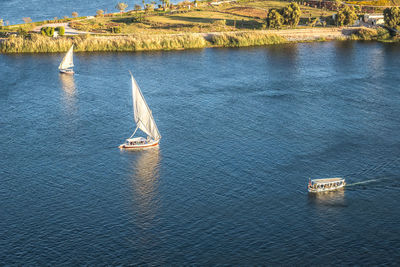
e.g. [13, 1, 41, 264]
[1, 42, 400, 265]
[0, 0, 173, 25]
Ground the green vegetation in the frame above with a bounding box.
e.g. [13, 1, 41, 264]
[56, 26, 65, 36]
[0, 30, 291, 53]
[282, 3, 301, 27]
[0, 33, 207, 53]
[383, 7, 400, 28]
[3, 0, 400, 54]
[116, 2, 129, 13]
[210, 32, 287, 47]
[350, 27, 392, 41]
[41, 26, 55, 37]
[266, 3, 301, 29]
[266, 9, 283, 29]
[336, 6, 357, 26]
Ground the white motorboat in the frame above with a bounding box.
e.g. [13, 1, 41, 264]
[308, 177, 346, 193]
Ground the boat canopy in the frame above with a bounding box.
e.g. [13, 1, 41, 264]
[127, 137, 146, 142]
[311, 177, 344, 185]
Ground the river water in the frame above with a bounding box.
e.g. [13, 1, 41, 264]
[0, 0, 177, 25]
[1, 42, 400, 265]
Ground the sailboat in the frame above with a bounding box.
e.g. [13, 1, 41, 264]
[119, 73, 161, 149]
[59, 45, 74, 74]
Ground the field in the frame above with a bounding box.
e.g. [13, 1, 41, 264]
[66, 1, 336, 35]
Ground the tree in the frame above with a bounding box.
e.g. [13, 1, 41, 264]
[116, 2, 128, 13]
[96, 9, 104, 16]
[145, 3, 154, 12]
[72, 11, 78, 18]
[336, 5, 357, 26]
[383, 7, 400, 28]
[282, 3, 301, 27]
[334, 0, 342, 11]
[266, 9, 283, 29]
[142, 0, 146, 10]
[22, 17, 32, 24]
[0, 19, 4, 27]
[134, 4, 142, 11]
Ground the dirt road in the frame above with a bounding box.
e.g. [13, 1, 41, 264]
[33, 22, 90, 35]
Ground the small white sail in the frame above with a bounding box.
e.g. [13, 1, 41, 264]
[131, 74, 161, 140]
[59, 45, 74, 70]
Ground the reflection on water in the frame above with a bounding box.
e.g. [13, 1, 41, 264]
[131, 148, 162, 225]
[59, 74, 77, 114]
[130, 148, 162, 263]
[308, 189, 346, 208]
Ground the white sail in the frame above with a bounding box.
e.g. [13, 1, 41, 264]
[59, 45, 74, 70]
[131, 74, 161, 140]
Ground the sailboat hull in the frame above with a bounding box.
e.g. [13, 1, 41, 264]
[119, 139, 159, 149]
[59, 69, 74, 74]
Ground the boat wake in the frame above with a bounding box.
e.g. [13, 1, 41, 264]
[345, 179, 380, 187]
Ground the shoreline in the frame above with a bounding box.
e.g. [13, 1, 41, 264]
[0, 27, 392, 54]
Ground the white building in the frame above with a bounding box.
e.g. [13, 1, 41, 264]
[364, 14, 384, 25]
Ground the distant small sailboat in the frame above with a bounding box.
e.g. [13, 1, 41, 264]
[59, 45, 74, 74]
[119, 72, 161, 149]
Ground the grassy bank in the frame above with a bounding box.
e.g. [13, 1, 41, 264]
[0, 33, 208, 53]
[350, 28, 394, 42]
[210, 32, 287, 47]
[1, 28, 397, 54]
[0, 31, 288, 53]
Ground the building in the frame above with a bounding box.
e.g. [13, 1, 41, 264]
[364, 14, 384, 25]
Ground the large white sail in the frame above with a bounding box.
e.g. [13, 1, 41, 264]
[59, 45, 74, 70]
[131, 74, 161, 140]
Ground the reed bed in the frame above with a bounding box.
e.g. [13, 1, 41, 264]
[0, 33, 208, 53]
[349, 28, 391, 41]
[1, 31, 291, 53]
[210, 32, 287, 47]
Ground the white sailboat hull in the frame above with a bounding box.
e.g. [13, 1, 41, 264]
[59, 69, 74, 74]
[119, 138, 159, 149]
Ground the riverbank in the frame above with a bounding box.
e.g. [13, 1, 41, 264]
[0, 27, 380, 53]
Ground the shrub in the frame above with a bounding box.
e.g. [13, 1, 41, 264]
[17, 27, 28, 36]
[112, 26, 122, 33]
[56, 26, 65, 36]
[40, 26, 55, 37]
[213, 19, 226, 26]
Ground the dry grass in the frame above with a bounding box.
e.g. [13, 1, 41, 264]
[0, 33, 208, 53]
[210, 32, 287, 47]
